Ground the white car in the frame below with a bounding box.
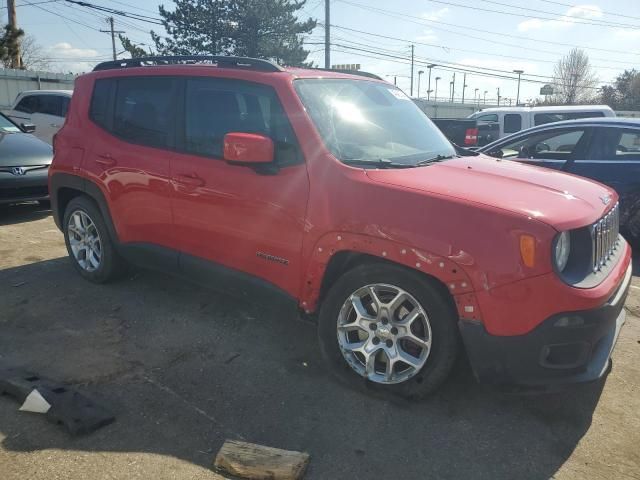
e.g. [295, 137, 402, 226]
[5, 90, 73, 144]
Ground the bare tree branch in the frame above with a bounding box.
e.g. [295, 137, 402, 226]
[552, 48, 598, 105]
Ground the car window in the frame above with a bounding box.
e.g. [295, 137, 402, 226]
[184, 78, 300, 165]
[496, 129, 586, 160]
[477, 114, 498, 123]
[588, 128, 640, 161]
[89, 79, 113, 130]
[15, 95, 38, 114]
[38, 95, 64, 116]
[534, 111, 605, 126]
[113, 77, 177, 149]
[503, 114, 522, 134]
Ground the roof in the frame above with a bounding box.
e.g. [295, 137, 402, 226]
[477, 105, 613, 114]
[18, 89, 73, 96]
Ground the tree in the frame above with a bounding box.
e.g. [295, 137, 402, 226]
[552, 48, 598, 104]
[20, 34, 51, 71]
[599, 70, 640, 110]
[0, 24, 24, 69]
[150, 0, 316, 66]
[119, 34, 151, 58]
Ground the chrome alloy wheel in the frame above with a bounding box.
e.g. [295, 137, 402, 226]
[337, 283, 432, 384]
[67, 210, 102, 272]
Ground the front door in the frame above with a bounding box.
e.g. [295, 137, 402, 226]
[170, 77, 309, 297]
[568, 127, 640, 226]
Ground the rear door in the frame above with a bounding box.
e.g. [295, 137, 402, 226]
[84, 76, 177, 262]
[488, 126, 592, 171]
[568, 127, 640, 224]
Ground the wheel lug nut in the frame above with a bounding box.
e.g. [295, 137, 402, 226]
[390, 327, 398, 335]
[386, 339, 393, 348]
[372, 337, 380, 345]
[381, 318, 388, 325]
[370, 323, 377, 330]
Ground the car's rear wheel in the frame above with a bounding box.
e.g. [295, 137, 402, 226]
[318, 263, 459, 398]
[63, 196, 127, 283]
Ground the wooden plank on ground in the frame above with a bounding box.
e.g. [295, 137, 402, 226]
[214, 440, 310, 480]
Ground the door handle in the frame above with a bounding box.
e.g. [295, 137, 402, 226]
[95, 154, 116, 167]
[175, 173, 205, 187]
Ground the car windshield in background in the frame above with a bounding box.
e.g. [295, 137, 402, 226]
[0, 114, 21, 133]
[294, 79, 456, 167]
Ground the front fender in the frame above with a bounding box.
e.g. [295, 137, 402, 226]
[299, 232, 481, 323]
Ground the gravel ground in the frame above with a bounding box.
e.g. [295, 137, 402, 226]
[0, 202, 639, 480]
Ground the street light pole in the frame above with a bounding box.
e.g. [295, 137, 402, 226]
[474, 88, 479, 106]
[435, 77, 441, 102]
[513, 69, 524, 106]
[427, 64, 435, 101]
[497, 87, 501, 106]
[417, 70, 424, 98]
[484, 90, 487, 104]
[461, 73, 467, 104]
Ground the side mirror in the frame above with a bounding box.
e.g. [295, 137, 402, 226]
[21, 123, 36, 133]
[223, 132, 274, 164]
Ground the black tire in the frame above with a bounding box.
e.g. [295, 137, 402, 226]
[318, 263, 459, 398]
[62, 195, 127, 283]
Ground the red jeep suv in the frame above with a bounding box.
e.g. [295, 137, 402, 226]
[49, 56, 631, 397]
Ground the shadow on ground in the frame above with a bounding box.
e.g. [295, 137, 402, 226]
[0, 202, 51, 226]
[0, 252, 607, 480]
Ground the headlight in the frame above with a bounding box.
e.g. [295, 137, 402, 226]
[554, 231, 571, 272]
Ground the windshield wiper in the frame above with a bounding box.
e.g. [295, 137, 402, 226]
[343, 158, 415, 169]
[415, 154, 458, 166]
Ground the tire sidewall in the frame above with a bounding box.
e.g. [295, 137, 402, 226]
[318, 263, 459, 398]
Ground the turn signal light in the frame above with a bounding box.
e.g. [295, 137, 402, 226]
[519, 235, 536, 267]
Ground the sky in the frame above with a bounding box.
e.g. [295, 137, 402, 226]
[9, 0, 640, 104]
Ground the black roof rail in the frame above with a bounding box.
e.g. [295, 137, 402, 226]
[311, 68, 383, 81]
[93, 55, 283, 72]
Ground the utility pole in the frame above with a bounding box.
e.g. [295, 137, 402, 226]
[410, 44, 414, 97]
[497, 87, 501, 106]
[101, 17, 125, 61]
[513, 69, 524, 106]
[450, 72, 455, 102]
[435, 77, 440, 102]
[427, 64, 434, 101]
[7, 0, 21, 69]
[324, 0, 330, 68]
[461, 73, 467, 104]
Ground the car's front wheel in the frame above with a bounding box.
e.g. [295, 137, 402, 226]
[318, 263, 459, 398]
[63, 196, 127, 283]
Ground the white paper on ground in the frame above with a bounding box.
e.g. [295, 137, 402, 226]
[19, 389, 51, 414]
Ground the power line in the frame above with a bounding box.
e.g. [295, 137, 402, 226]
[337, 0, 640, 57]
[536, 0, 640, 22]
[426, 0, 640, 30]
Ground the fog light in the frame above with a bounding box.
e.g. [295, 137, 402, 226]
[554, 316, 584, 327]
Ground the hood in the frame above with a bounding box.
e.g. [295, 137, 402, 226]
[0, 132, 52, 167]
[365, 155, 614, 231]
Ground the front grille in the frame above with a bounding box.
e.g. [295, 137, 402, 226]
[592, 202, 620, 272]
[0, 185, 48, 199]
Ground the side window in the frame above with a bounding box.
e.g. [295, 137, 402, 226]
[477, 114, 498, 123]
[500, 129, 586, 160]
[39, 95, 63, 116]
[184, 78, 299, 164]
[589, 128, 640, 161]
[60, 96, 70, 117]
[89, 79, 113, 130]
[535, 111, 605, 126]
[113, 77, 177, 149]
[15, 95, 37, 114]
[503, 114, 522, 134]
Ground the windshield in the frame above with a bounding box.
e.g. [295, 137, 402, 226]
[0, 114, 20, 133]
[294, 79, 455, 166]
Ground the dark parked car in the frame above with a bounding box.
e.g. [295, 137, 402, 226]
[478, 118, 640, 238]
[0, 112, 53, 205]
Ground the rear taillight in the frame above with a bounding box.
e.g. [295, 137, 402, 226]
[464, 128, 478, 146]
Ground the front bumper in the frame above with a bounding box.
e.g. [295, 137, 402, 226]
[0, 166, 49, 204]
[460, 262, 631, 388]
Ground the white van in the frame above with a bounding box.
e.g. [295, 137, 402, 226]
[468, 105, 615, 140]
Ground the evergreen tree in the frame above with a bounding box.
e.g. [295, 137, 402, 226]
[150, 0, 316, 66]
